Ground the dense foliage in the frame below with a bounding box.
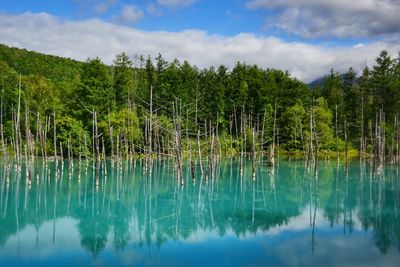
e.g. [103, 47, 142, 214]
[0, 44, 399, 157]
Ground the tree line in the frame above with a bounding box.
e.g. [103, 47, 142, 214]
[0, 44, 399, 166]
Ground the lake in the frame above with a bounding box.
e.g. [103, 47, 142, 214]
[0, 158, 399, 267]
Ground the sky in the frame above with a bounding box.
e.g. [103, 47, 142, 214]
[1, 0, 400, 82]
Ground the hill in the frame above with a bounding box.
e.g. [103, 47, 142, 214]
[0, 43, 84, 89]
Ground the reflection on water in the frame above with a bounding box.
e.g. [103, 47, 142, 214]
[0, 159, 399, 267]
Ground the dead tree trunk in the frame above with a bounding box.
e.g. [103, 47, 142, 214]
[78, 135, 82, 180]
[67, 136, 72, 172]
[307, 101, 315, 171]
[0, 86, 4, 155]
[396, 114, 399, 164]
[186, 109, 191, 159]
[15, 75, 22, 165]
[360, 88, 365, 161]
[229, 114, 234, 158]
[312, 102, 319, 175]
[252, 127, 256, 179]
[344, 119, 349, 169]
[197, 129, 203, 176]
[172, 101, 183, 184]
[53, 111, 57, 162]
[93, 111, 100, 186]
[109, 114, 114, 160]
[84, 134, 88, 170]
[148, 85, 153, 174]
[191, 160, 195, 184]
[102, 137, 107, 177]
[335, 104, 339, 163]
[268, 102, 277, 167]
[209, 127, 215, 180]
[24, 102, 32, 164]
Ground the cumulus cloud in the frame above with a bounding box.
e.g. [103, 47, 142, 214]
[246, 0, 400, 38]
[157, 0, 195, 8]
[1, 12, 400, 82]
[116, 5, 144, 23]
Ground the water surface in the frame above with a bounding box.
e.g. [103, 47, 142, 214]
[0, 159, 399, 266]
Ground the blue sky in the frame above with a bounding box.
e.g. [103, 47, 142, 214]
[1, 1, 270, 37]
[1, 0, 400, 81]
[0, 0, 374, 44]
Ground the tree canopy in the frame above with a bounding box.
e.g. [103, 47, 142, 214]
[1, 43, 399, 157]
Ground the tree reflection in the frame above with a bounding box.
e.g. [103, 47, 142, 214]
[0, 159, 399, 256]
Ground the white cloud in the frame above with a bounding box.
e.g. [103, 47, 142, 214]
[354, 43, 365, 48]
[247, 0, 400, 38]
[116, 5, 144, 23]
[157, 0, 195, 8]
[1, 12, 400, 82]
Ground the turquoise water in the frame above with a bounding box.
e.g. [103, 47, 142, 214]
[0, 159, 399, 267]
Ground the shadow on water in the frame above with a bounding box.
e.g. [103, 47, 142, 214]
[0, 158, 399, 266]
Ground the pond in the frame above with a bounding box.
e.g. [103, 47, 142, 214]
[0, 159, 399, 267]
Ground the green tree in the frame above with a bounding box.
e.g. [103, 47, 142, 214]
[342, 68, 360, 144]
[73, 58, 113, 125]
[372, 50, 395, 120]
[321, 69, 343, 111]
[22, 74, 60, 115]
[113, 52, 134, 109]
[314, 97, 335, 150]
[56, 115, 87, 156]
[98, 108, 141, 145]
[283, 101, 306, 150]
[199, 67, 225, 126]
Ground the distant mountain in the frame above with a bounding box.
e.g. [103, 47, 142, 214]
[308, 73, 347, 89]
[308, 76, 326, 88]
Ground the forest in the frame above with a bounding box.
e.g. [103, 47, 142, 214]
[0, 43, 399, 170]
